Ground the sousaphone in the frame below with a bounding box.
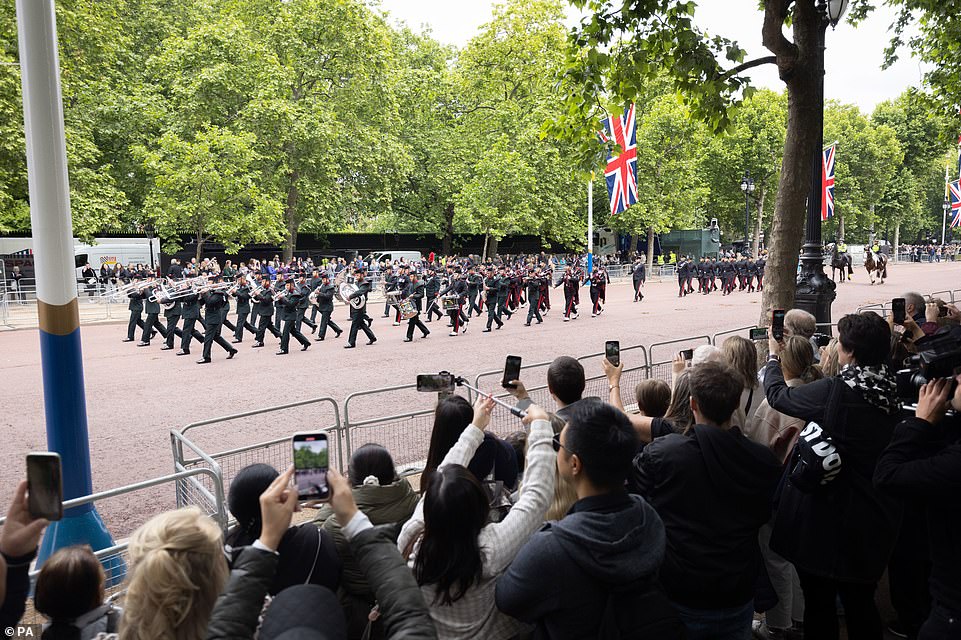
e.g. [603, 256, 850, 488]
[333, 269, 365, 310]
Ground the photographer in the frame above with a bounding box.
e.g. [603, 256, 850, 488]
[763, 312, 903, 640]
[875, 377, 961, 639]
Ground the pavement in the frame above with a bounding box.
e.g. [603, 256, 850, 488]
[0, 261, 957, 636]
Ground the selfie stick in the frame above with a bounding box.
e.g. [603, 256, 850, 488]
[453, 376, 527, 419]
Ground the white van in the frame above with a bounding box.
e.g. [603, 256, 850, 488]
[365, 250, 423, 265]
[73, 239, 161, 277]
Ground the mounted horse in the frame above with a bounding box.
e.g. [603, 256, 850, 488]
[826, 243, 853, 282]
[864, 249, 888, 285]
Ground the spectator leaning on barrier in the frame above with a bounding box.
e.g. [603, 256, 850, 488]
[495, 398, 685, 639]
[397, 396, 555, 640]
[763, 311, 902, 640]
[630, 361, 782, 639]
[224, 464, 342, 596]
[314, 443, 419, 638]
[874, 376, 961, 640]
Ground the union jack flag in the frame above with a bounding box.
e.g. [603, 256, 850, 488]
[950, 180, 961, 228]
[599, 104, 637, 216]
[821, 142, 836, 222]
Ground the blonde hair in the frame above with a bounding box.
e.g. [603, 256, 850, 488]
[120, 507, 228, 640]
[720, 336, 758, 390]
[546, 467, 578, 521]
[820, 338, 840, 377]
[779, 336, 823, 384]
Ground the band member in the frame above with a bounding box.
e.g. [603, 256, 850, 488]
[312, 273, 343, 341]
[589, 266, 609, 316]
[276, 279, 311, 355]
[555, 266, 580, 321]
[524, 272, 544, 326]
[746, 258, 758, 292]
[252, 275, 282, 347]
[403, 273, 430, 343]
[272, 276, 284, 332]
[735, 255, 748, 291]
[424, 270, 443, 323]
[345, 269, 376, 348]
[466, 267, 483, 317]
[438, 271, 469, 337]
[632, 260, 646, 302]
[382, 269, 398, 319]
[538, 265, 552, 314]
[496, 268, 512, 320]
[177, 290, 205, 356]
[676, 258, 688, 298]
[123, 280, 146, 342]
[231, 275, 257, 343]
[160, 295, 183, 351]
[756, 254, 766, 291]
[138, 277, 167, 346]
[392, 266, 411, 326]
[307, 269, 322, 323]
[483, 270, 503, 332]
[294, 274, 318, 334]
[197, 277, 237, 364]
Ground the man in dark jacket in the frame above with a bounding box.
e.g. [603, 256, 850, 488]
[312, 274, 343, 341]
[631, 361, 782, 639]
[632, 259, 646, 302]
[496, 399, 683, 639]
[875, 376, 961, 640]
[251, 275, 281, 348]
[403, 273, 430, 343]
[230, 275, 257, 343]
[345, 269, 376, 349]
[124, 281, 146, 342]
[206, 466, 436, 640]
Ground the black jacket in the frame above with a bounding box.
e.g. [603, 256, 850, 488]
[207, 525, 436, 640]
[0, 550, 34, 629]
[875, 416, 961, 611]
[630, 425, 782, 609]
[763, 360, 903, 583]
[495, 492, 683, 640]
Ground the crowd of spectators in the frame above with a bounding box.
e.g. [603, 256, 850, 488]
[3, 294, 961, 640]
[897, 244, 958, 263]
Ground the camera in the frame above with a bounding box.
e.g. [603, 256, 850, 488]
[895, 329, 961, 402]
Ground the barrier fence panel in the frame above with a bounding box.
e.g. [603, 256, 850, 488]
[712, 326, 758, 346]
[576, 344, 649, 403]
[170, 397, 342, 518]
[0, 468, 223, 625]
[343, 383, 470, 476]
[930, 290, 953, 303]
[647, 335, 712, 383]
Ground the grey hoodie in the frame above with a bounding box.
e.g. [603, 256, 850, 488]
[496, 492, 681, 639]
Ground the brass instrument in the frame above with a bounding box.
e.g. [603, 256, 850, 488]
[333, 269, 364, 310]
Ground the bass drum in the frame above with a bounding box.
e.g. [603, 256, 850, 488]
[400, 299, 418, 320]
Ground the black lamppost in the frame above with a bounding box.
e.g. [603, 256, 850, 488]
[795, 0, 848, 328]
[740, 171, 755, 254]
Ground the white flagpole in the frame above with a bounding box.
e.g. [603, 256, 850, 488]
[943, 163, 950, 246]
[587, 175, 594, 274]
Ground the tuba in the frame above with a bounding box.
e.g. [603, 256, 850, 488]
[333, 269, 364, 309]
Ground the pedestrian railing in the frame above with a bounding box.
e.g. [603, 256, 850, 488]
[711, 326, 758, 345]
[647, 336, 712, 383]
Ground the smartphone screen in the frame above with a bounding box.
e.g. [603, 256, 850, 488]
[605, 340, 620, 367]
[27, 453, 63, 521]
[771, 309, 786, 341]
[680, 348, 694, 361]
[292, 433, 329, 501]
[416, 373, 454, 393]
[749, 327, 769, 341]
[502, 355, 522, 389]
[892, 298, 905, 325]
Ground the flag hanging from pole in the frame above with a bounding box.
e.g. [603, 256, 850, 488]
[821, 142, 836, 222]
[949, 180, 961, 229]
[598, 104, 637, 217]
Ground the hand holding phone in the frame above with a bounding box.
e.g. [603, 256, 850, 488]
[749, 327, 769, 341]
[502, 355, 522, 389]
[292, 433, 330, 501]
[2, 480, 50, 559]
[892, 298, 906, 325]
[680, 348, 694, 361]
[771, 309, 786, 341]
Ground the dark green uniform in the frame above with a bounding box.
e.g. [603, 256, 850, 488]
[312, 281, 342, 341]
[278, 286, 310, 354]
[200, 289, 236, 362]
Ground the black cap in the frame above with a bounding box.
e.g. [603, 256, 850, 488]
[258, 585, 347, 640]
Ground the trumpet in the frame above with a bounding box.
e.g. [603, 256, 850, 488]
[195, 281, 232, 295]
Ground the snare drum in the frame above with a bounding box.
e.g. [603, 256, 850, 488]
[386, 290, 402, 305]
[441, 294, 460, 311]
[400, 299, 418, 319]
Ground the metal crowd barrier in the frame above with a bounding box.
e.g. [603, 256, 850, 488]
[0, 468, 223, 625]
[170, 396, 341, 520]
[646, 336, 712, 383]
[711, 325, 758, 345]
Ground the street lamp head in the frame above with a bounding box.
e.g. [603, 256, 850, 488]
[944, 201, 951, 212]
[740, 179, 748, 192]
[748, 180, 756, 193]
[827, 0, 849, 27]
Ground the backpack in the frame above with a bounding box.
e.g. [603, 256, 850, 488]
[786, 380, 844, 493]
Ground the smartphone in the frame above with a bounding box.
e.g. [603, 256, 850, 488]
[812, 333, 832, 348]
[502, 355, 522, 389]
[292, 432, 330, 501]
[605, 340, 620, 367]
[749, 327, 769, 341]
[680, 348, 694, 361]
[416, 373, 454, 393]
[892, 298, 905, 325]
[771, 309, 786, 341]
[26, 452, 63, 521]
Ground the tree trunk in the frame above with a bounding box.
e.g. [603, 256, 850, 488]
[645, 226, 655, 271]
[894, 222, 900, 262]
[632, 232, 641, 256]
[195, 231, 203, 262]
[283, 169, 300, 263]
[441, 203, 454, 255]
[868, 204, 875, 246]
[482, 231, 490, 262]
[752, 186, 765, 259]
[489, 236, 500, 259]
[759, 0, 824, 324]
[837, 213, 845, 243]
